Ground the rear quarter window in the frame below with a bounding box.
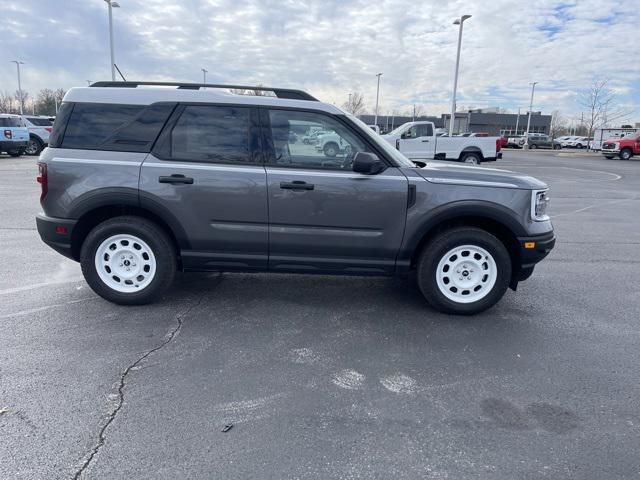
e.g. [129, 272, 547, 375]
[62, 103, 143, 150]
[0, 117, 24, 127]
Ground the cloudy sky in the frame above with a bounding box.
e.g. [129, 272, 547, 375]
[1, 0, 638, 122]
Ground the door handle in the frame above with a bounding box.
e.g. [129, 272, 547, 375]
[280, 180, 314, 190]
[421, 139, 430, 143]
[159, 174, 194, 184]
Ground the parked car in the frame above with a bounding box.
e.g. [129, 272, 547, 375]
[21, 115, 54, 155]
[36, 81, 554, 315]
[381, 121, 502, 165]
[0, 114, 29, 156]
[564, 136, 590, 149]
[601, 132, 640, 160]
[525, 134, 561, 150]
[506, 135, 524, 148]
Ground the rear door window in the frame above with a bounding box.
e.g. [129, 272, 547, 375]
[0, 117, 24, 127]
[167, 105, 252, 163]
[26, 117, 53, 126]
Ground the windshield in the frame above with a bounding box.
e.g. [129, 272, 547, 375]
[387, 123, 409, 136]
[346, 114, 415, 168]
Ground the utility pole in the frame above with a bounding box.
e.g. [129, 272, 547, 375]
[449, 15, 471, 136]
[524, 81, 538, 148]
[374, 73, 382, 128]
[11, 60, 25, 114]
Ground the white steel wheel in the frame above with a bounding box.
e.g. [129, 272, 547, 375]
[94, 234, 157, 293]
[435, 244, 497, 304]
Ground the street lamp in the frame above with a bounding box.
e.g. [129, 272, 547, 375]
[11, 60, 25, 114]
[449, 14, 471, 137]
[201, 68, 208, 87]
[374, 73, 382, 128]
[104, 0, 120, 81]
[524, 81, 538, 148]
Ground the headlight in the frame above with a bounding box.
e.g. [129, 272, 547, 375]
[531, 190, 550, 221]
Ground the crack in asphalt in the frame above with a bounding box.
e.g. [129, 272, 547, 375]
[71, 290, 210, 479]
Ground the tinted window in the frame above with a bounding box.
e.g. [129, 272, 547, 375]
[265, 109, 372, 170]
[26, 117, 53, 126]
[0, 117, 23, 127]
[48, 102, 74, 148]
[62, 103, 143, 149]
[103, 103, 176, 153]
[170, 105, 250, 163]
[406, 123, 432, 138]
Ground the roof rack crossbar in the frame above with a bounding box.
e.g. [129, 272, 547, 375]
[89, 81, 318, 101]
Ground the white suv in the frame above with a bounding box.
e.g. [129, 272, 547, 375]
[21, 115, 54, 155]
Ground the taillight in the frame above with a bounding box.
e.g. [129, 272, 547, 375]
[45, 127, 52, 133]
[3, 129, 11, 139]
[496, 138, 502, 153]
[37, 162, 48, 203]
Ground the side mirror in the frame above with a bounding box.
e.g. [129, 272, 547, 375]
[352, 152, 386, 175]
[400, 131, 410, 139]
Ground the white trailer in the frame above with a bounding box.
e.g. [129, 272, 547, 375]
[590, 128, 639, 150]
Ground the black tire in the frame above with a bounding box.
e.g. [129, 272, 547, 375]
[553, 144, 561, 150]
[80, 216, 177, 305]
[461, 152, 481, 165]
[323, 142, 339, 157]
[529, 144, 537, 149]
[619, 148, 632, 160]
[416, 227, 512, 315]
[576, 143, 583, 149]
[25, 136, 44, 156]
[8, 150, 21, 157]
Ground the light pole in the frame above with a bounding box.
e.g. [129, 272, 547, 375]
[449, 14, 471, 137]
[11, 60, 25, 114]
[201, 68, 208, 87]
[523, 81, 538, 148]
[105, 0, 120, 81]
[514, 107, 520, 135]
[374, 73, 382, 128]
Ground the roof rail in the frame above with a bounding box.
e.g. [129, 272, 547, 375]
[89, 81, 318, 101]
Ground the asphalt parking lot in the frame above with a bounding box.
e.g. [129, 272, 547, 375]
[1, 149, 639, 479]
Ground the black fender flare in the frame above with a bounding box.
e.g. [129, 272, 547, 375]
[68, 187, 191, 250]
[398, 200, 526, 265]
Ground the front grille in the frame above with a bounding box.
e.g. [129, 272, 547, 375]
[602, 143, 616, 150]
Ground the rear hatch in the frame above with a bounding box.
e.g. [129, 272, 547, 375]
[0, 117, 30, 142]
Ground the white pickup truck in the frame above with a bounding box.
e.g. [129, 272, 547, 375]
[381, 121, 502, 165]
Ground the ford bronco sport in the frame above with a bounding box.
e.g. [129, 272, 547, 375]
[36, 81, 555, 315]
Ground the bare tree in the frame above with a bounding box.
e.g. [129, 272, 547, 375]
[579, 79, 632, 140]
[34, 88, 66, 116]
[549, 110, 567, 139]
[14, 90, 29, 113]
[411, 104, 425, 120]
[343, 92, 365, 115]
[0, 91, 14, 113]
[229, 84, 274, 97]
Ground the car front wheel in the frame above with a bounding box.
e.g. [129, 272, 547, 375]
[462, 152, 481, 165]
[80, 216, 176, 305]
[417, 227, 511, 315]
[619, 149, 632, 160]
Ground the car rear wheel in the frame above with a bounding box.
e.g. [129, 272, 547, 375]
[417, 227, 511, 315]
[80, 216, 176, 305]
[529, 144, 537, 149]
[25, 137, 43, 156]
[462, 152, 481, 165]
[619, 148, 632, 160]
[553, 144, 561, 150]
[8, 150, 22, 157]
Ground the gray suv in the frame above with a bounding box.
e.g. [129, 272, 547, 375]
[36, 81, 555, 315]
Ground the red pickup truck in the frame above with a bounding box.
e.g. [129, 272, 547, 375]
[602, 132, 640, 160]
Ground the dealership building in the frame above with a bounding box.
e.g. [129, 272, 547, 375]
[359, 108, 552, 136]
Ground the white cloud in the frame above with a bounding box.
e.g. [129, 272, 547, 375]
[0, 0, 637, 121]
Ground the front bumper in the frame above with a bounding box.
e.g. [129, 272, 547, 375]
[0, 140, 28, 151]
[517, 230, 555, 269]
[36, 214, 78, 260]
